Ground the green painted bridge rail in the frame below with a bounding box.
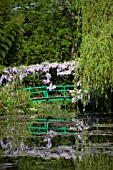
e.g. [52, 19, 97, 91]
[28, 118, 78, 135]
[28, 118, 91, 135]
[18, 84, 75, 102]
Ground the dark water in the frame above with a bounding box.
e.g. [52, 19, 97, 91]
[0, 114, 113, 170]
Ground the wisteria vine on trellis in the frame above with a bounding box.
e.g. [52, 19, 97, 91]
[0, 60, 89, 103]
[0, 60, 77, 86]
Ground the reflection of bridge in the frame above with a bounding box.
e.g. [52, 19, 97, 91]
[28, 118, 77, 135]
[21, 85, 75, 102]
[28, 118, 92, 135]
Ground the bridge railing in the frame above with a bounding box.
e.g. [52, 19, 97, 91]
[18, 85, 74, 102]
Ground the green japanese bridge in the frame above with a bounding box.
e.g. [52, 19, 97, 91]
[20, 84, 75, 102]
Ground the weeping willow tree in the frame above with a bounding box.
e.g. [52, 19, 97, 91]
[75, 0, 113, 112]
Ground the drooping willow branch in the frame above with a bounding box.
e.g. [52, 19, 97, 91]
[74, 0, 113, 111]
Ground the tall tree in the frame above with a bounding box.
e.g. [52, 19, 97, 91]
[0, 0, 81, 66]
[0, 0, 25, 66]
[75, 0, 113, 111]
[20, 0, 81, 64]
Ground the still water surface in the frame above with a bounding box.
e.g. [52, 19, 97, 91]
[0, 114, 113, 170]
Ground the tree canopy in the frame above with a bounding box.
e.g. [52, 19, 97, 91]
[0, 0, 113, 111]
[0, 0, 25, 66]
[0, 0, 81, 66]
[74, 0, 113, 111]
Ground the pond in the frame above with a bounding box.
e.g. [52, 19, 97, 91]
[0, 113, 113, 170]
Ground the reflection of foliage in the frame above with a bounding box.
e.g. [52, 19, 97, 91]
[0, 84, 37, 115]
[2, 153, 113, 170]
[75, 154, 113, 170]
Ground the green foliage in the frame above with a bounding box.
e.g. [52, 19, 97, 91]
[1, 0, 81, 65]
[0, 65, 5, 77]
[0, 0, 82, 66]
[0, 0, 25, 66]
[22, 73, 45, 87]
[0, 84, 37, 115]
[22, 72, 74, 87]
[33, 101, 76, 119]
[75, 0, 113, 111]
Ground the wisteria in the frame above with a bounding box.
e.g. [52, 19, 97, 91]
[0, 60, 90, 104]
[0, 60, 76, 87]
[47, 83, 56, 91]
